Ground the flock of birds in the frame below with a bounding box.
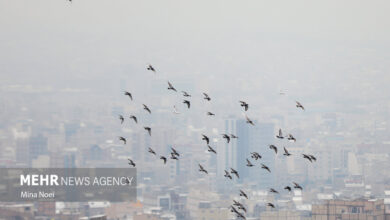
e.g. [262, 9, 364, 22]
[117, 64, 317, 219]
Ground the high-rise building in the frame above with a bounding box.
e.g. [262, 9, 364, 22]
[221, 117, 275, 187]
[29, 134, 48, 166]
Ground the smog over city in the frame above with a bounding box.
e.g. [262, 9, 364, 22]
[0, 0, 390, 219]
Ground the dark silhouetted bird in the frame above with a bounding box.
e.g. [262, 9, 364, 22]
[183, 100, 190, 109]
[170, 153, 179, 160]
[269, 188, 279, 194]
[160, 156, 167, 164]
[118, 136, 126, 144]
[148, 147, 156, 155]
[230, 206, 239, 214]
[143, 104, 151, 114]
[239, 101, 249, 111]
[284, 186, 292, 192]
[224, 170, 232, 180]
[296, 101, 305, 110]
[207, 112, 215, 116]
[246, 159, 254, 167]
[202, 134, 210, 145]
[251, 152, 262, 160]
[203, 93, 211, 101]
[207, 145, 217, 154]
[233, 200, 242, 207]
[147, 64, 155, 72]
[230, 134, 238, 139]
[276, 129, 284, 139]
[124, 91, 133, 100]
[128, 159, 136, 167]
[261, 164, 271, 173]
[309, 155, 317, 161]
[283, 147, 292, 156]
[235, 211, 246, 219]
[287, 134, 296, 142]
[269, 145, 278, 154]
[144, 127, 151, 136]
[237, 205, 247, 213]
[222, 134, 231, 143]
[267, 203, 275, 208]
[199, 164, 208, 174]
[245, 115, 255, 126]
[239, 190, 248, 199]
[119, 115, 124, 124]
[293, 182, 303, 190]
[303, 154, 313, 162]
[167, 81, 177, 92]
[231, 168, 239, 178]
[129, 115, 137, 123]
[182, 91, 191, 97]
[171, 147, 180, 157]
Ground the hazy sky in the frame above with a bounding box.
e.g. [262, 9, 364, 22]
[1, 0, 390, 103]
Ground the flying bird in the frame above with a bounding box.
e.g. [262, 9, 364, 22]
[296, 101, 305, 110]
[230, 134, 238, 139]
[206, 112, 215, 116]
[199, 164, 208, 174]
[222, 134, 231, 143]
[183, 100, 190, 109]
[230, 168, 239, 178]
[167, 81, 177, 92]
[118, 136, 126, 145]
[207, 145, 217, 154]
[239, 190, 248, 199]
[144, 127, 151, 136]
[239, 101, 249, 111]
[237, 205, 247, 213]
[269, 188, 279, 194]
[128, 159, 136, 167]
[148, 147, 156, 155]
[246, 159, 254, 167]
[267, 203, 275, 208]
[302, 154, 313, 162]
[143, 104, 151, 114]
[203, 93, 211, 101]
[129, 115, 138, 123]
[245, 115, 255, 126]
[251, 152, 262, 160]
[269, 145, 278, 154]
[293, 182, 303, 190]
[201, 134, 209, 145]
[224, 170, 233, 180]
[233, 200, 242, 207]
[309, 155, 317, 161]
[284, 186, 292, 192]
[283, 147, 292, 156]
[170, 153, 179, 160]
[235, 211, 246, 220]
[147, 64, 155, 72]
[182, 91, 191, 97]
[261, 164, 271, 173]
[160, 156, 167, 164]
[287, 134, 296, 142]
[276, 129, 284, 139]
[124, 91, 133, 100]
[171, 147, 180, 157]
[118, 115, 124, 124]
[230, 206, 239, 214]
